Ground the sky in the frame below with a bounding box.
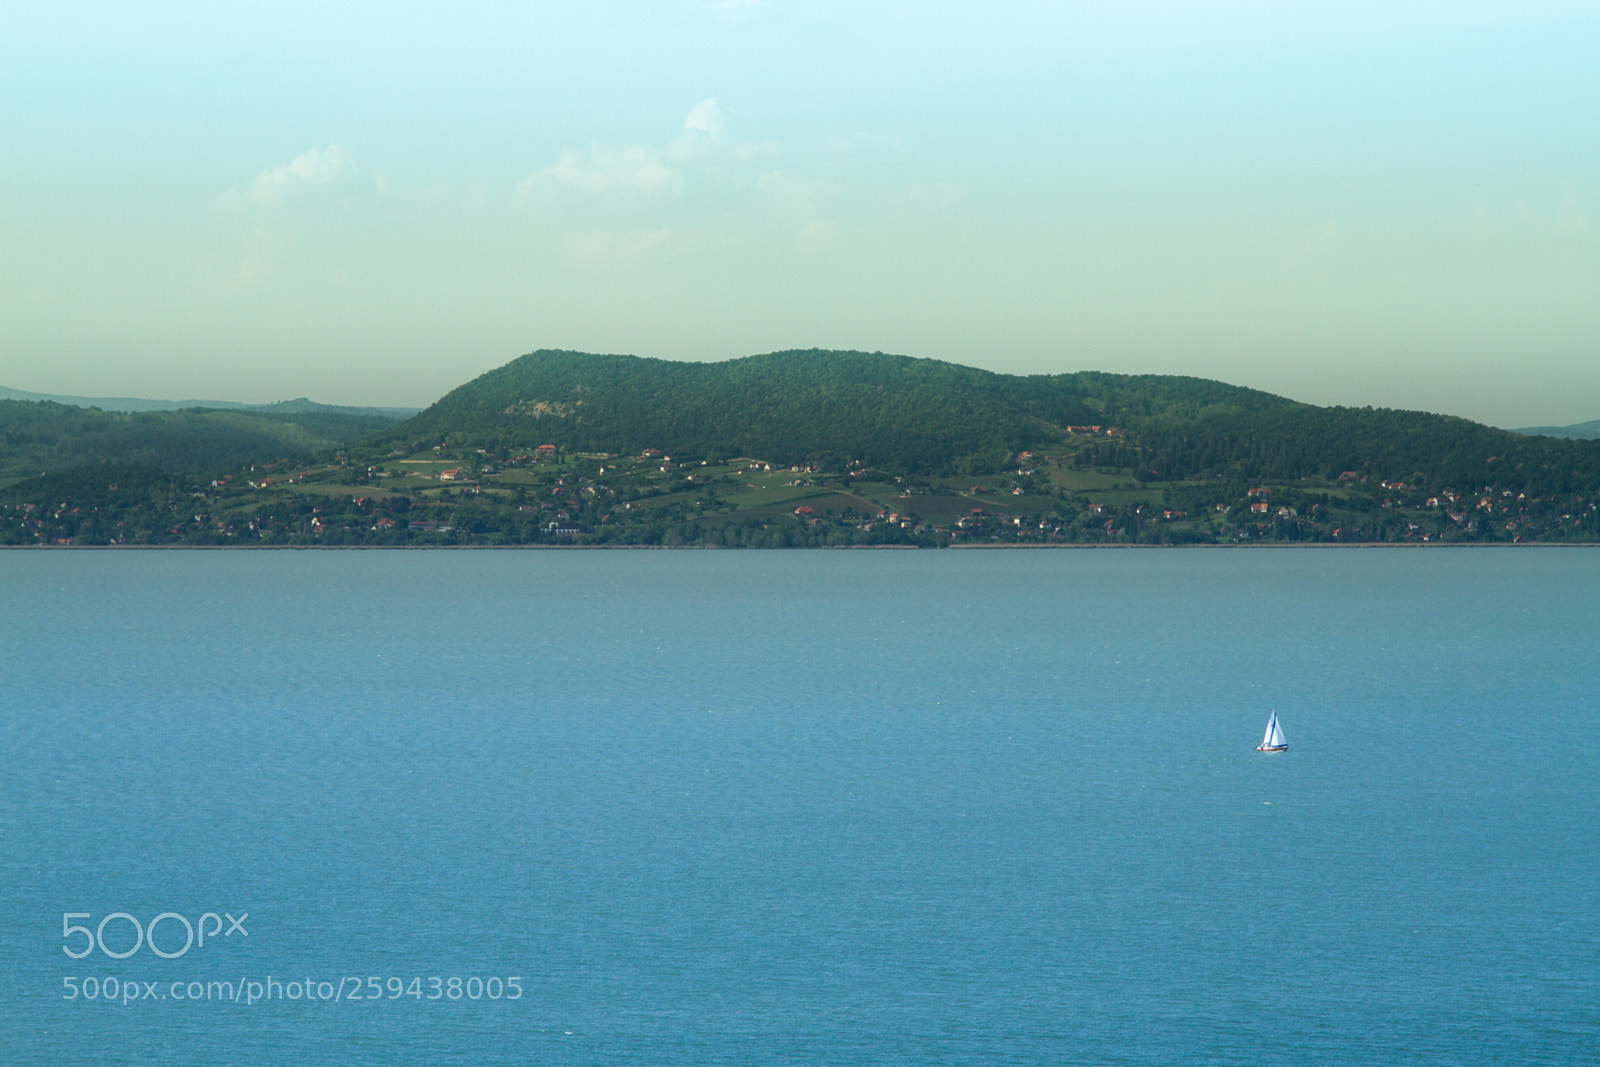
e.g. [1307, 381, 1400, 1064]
[2, 2, 1597, 426]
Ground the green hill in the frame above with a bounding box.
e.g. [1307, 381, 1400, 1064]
[9, 349, 1600, 548]
[381, 349, 1600, 492]
[0, 400, 401, 484]
[389, 349, 1101, 472]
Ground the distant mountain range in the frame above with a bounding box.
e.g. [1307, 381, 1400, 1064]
[1510, 420, 1600, 440]
[0, 385, 420, 419]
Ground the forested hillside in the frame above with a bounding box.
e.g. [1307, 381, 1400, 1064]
[384, 350, 1600, 490]
[7, 349, 1600, 547]
[0, 400, 400, 482]
[391, 349, 1102, 472]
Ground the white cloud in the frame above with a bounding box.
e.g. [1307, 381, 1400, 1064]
[683, 98, 724, 140]
[525, 144, 680, 197]
[520, 100, 737, 203]
[249, 145, 355, 205]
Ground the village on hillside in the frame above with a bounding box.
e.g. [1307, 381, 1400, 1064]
[6, 429, 1597, 547]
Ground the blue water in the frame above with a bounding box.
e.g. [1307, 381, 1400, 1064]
[2, 548, 1597, 1065]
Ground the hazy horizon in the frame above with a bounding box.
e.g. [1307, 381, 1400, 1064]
[3, 3, 1596, 426]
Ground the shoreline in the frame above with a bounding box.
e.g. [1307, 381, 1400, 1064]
[3, 541, 1594, 551]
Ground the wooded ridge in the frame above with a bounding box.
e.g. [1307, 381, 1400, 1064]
[4, 349, 1598, 546]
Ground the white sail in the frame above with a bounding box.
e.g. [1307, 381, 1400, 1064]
[1260, 711, 1285, 749]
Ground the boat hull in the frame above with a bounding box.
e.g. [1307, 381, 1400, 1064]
[1256, 744, 1288, 752]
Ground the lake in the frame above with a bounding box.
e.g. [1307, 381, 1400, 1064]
[2, 548, 1596, 1065]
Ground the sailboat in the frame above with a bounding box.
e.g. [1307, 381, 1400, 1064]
[1256, 710, 1288, 752]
